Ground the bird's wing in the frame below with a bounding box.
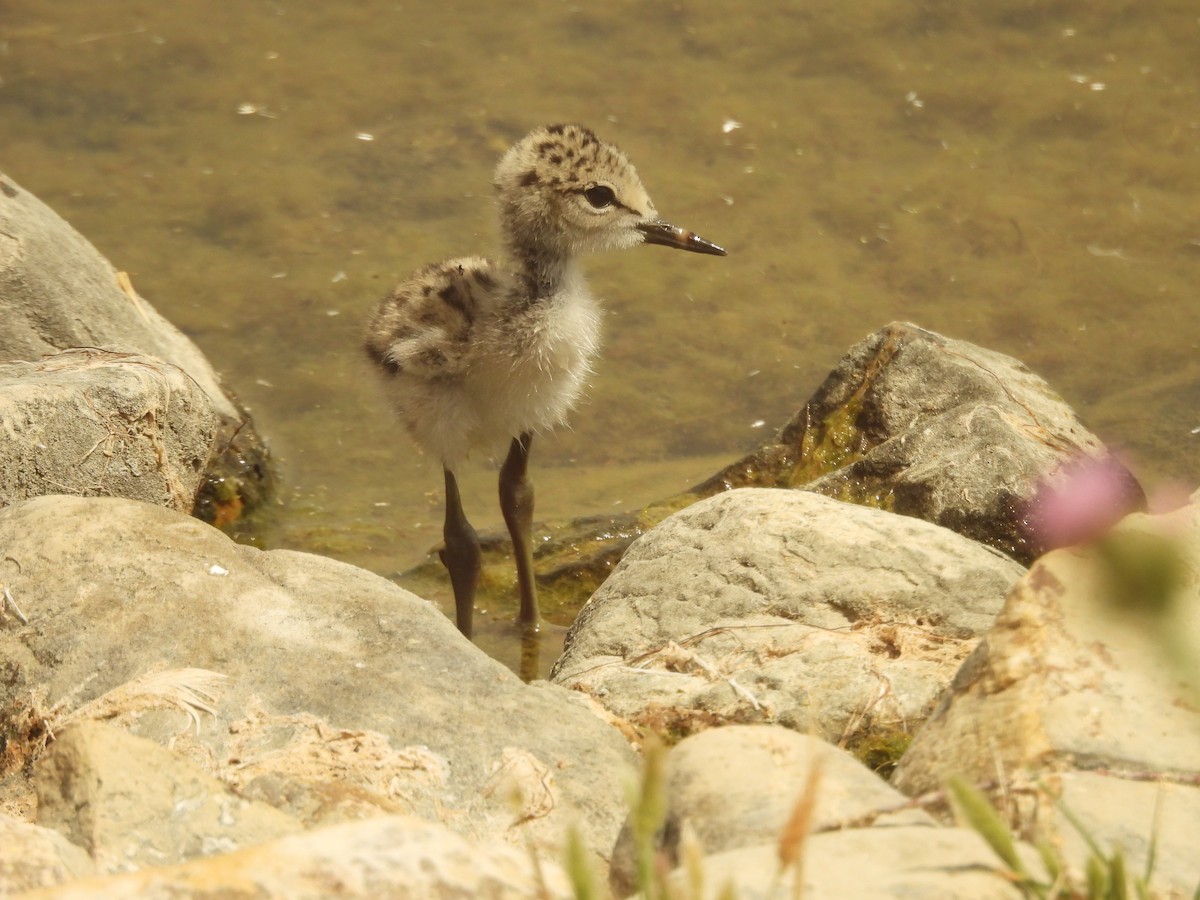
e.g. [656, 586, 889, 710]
[364, 256, 498, 379]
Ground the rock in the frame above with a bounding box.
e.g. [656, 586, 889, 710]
[0, 171, 270, 521]
[609, 726, 934, 896]
[551, 489, 1024, 749]
[1052, 770, 1200, 897]
[0, 350, 219, 512]
[35, 721, 301, 873]
[696, 322, 1144, 565]
[13, 814, 571, 899]
[0, 173, 235, 422]
[0, 495, 635, 871]
[892, 491, 1200, 896]
[0, 813, 94, 893]
[223, 701, 414, 829]
[664, 826, 1029, 900]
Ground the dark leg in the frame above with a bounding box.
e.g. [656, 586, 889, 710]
[499, 432, 539, 631]
[439, 467, 480, 639]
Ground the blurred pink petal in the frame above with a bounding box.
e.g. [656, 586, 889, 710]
[1024, 454, 1145, 550]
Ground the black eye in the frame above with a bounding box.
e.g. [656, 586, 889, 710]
[583, 184, 616, 209]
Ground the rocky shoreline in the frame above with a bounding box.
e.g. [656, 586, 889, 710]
[2, 175, 1197, 897]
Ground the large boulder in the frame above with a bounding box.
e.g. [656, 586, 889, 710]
[697, 322, 1144, 565]
[893, 490, 1200, 896]
[0, 173, 236, 421]
[448, 322, 1140, 626]
[551, 488, 1025, 749]
[0, 814, 94, 893]
[0, 495, 635, 870]
[0, 172, 269, 519]
[665, 827, 1031, 899]
[609, 726, 934, 896]
[35, 721, 301, 873]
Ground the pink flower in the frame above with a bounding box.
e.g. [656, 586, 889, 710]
[1024, 454, 1145, 551]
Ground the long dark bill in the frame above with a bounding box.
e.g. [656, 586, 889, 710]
[638, 220, 727, 256]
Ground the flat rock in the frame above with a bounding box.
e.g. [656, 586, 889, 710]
[14, 814, 571, 899]
[0, 350, 219, 512]
[609, 726, 933, 896]
[551, 489, 1024, 747]
[36, 721, 301, 873]
[697, 322, 1143, 564]
[0, 495, 635, 869]
[893, 490, 1200, 896]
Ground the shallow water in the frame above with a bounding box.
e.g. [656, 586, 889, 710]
[3, 1, 1198, 674]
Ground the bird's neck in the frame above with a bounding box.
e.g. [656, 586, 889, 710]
[506, 239, 577, 304]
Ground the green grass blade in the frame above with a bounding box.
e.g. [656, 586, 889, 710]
[1086, 856, 1108, 897]
[565, 825, 600, 900]
[1109, 848, 1127, 900]
[1034, 837, 1062, 887]
[946, 777, 1027, 876]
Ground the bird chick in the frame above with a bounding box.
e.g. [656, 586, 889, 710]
[365, 123, 725, 641]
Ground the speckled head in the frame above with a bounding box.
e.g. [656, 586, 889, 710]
[493, 123, 660, 257]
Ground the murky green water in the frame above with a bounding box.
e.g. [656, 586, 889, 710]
[3, 1, 1198, 673]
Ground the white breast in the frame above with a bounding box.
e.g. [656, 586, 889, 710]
[470, 272, 602, 446]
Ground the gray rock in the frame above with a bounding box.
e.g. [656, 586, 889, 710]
[697, 322, 1143, 564]
[0, 171, 270, 520]
[0, 350, 219, 512]
[551, 489, 1024, 746]
[0, 495, 635, 869]
[35, 721, 301, 873]
[0, 813, 94, 893]
[893, 491, 1200, 896]
[14, 814, 571, 899]
[0, 172, 236, 421]
[609, 726, 934, 896]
